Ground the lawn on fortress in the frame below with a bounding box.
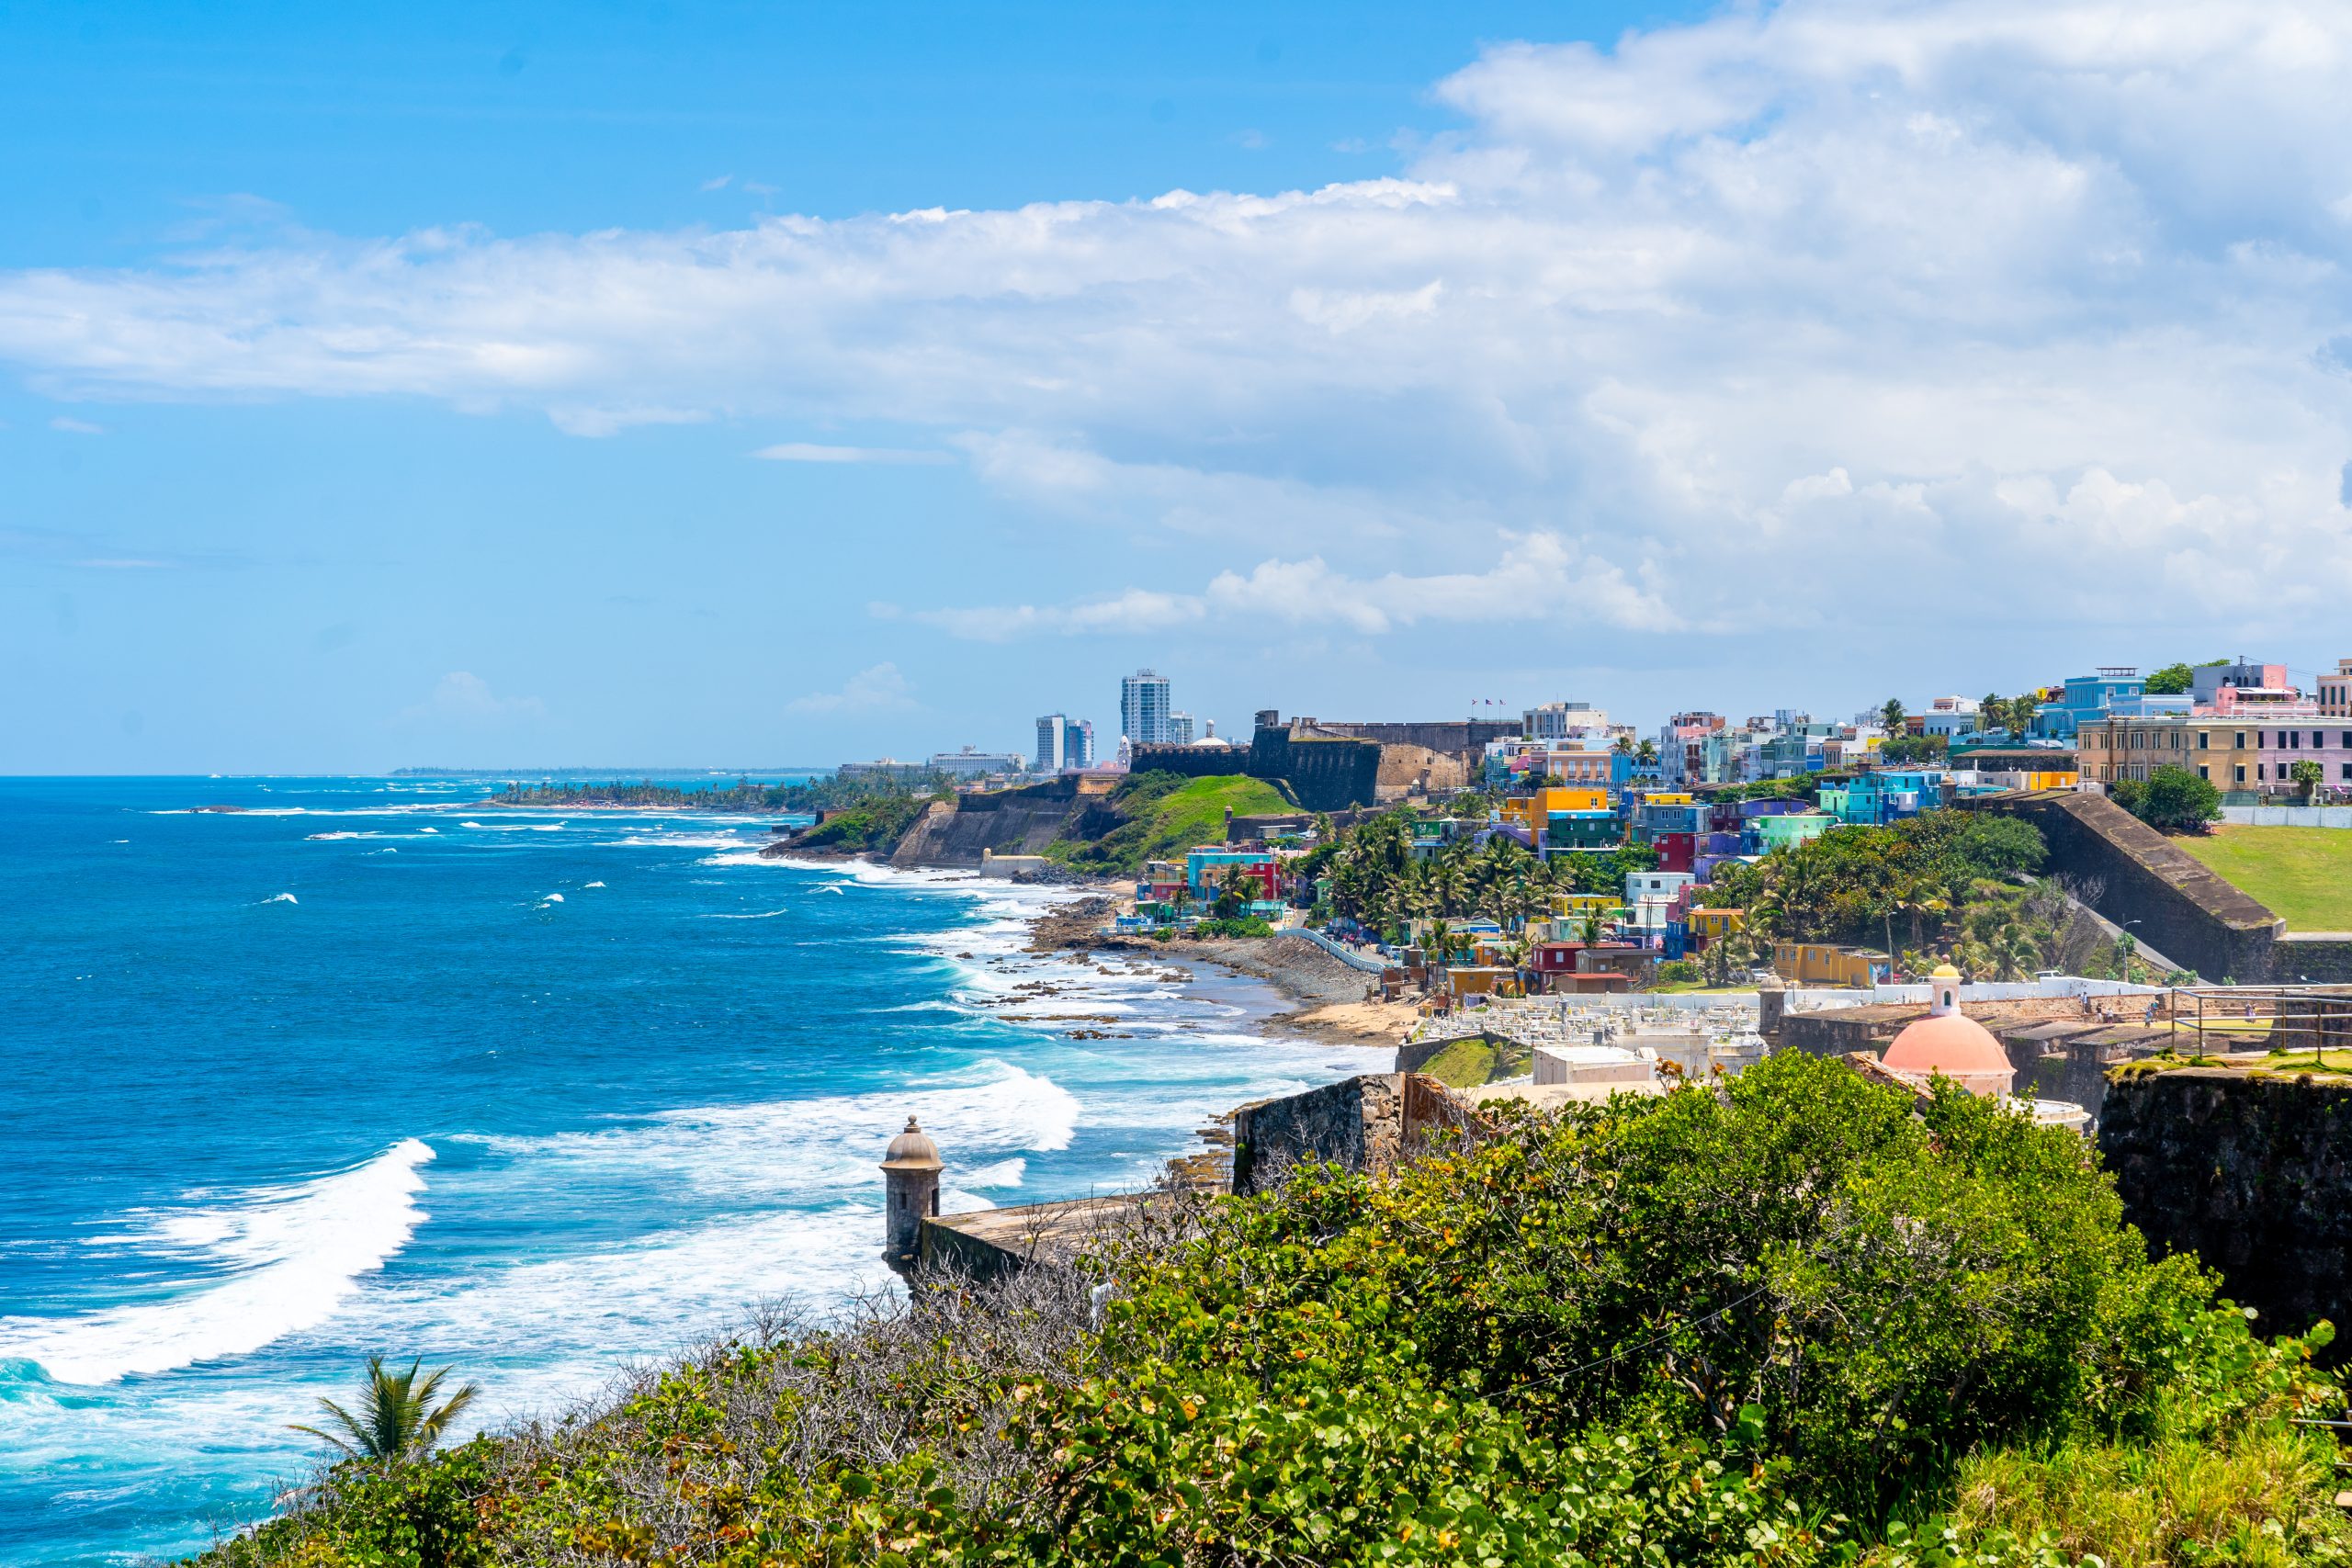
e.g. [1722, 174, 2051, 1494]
[2177, 827, 2352, 932]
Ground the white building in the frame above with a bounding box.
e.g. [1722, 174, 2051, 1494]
[1523, 700, 1611, 739]
[1120, 669, 1172, 746]
[1168, 710, 1195, 746]
[1034, 715, 1095, 772]
[930, 748, 1025, 779]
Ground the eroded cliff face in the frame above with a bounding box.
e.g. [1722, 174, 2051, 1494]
[888, 779, 1122, 868]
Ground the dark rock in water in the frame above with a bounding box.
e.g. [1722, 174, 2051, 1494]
[198, 805, 247, 813]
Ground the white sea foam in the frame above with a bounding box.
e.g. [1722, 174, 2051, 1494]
[259, 893, 298, 906]
[699, 908, 787, 919]
[601, 834, 752, 850]
[541, 893, 565, 904]
[960, 1157, 1026, 1189]
[460, 821, 567, 832]
[0, 1141, 435, 1385]
[582, 881, 606, 888]
[459, 1062, 1080, 1201]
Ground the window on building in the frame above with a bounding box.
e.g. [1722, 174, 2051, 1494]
[2258, 763, 2267, 780]
[2198, 731, 2211, 750]
[2316, 731, 2327, 750]
[2199, 765, 2210, 779]
[2342, 732, 2352, 749]
[2236, 731, 2247, 749]
[2343, 762, 2352, 782]
[2236, 765, 2247, 783]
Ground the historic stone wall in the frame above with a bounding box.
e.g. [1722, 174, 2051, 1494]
[1130, 728, 1380, 810]
[1972, 791, 2283, 981]
[1230, 1073, 1465, 1195]
[2275, 935, 2352, 983]
[2100, 1066, 2352, 1337]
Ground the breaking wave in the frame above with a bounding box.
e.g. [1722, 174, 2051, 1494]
[0, 1141, 435, 1386]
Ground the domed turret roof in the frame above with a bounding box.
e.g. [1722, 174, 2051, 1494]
[881, 1115, 942, 1170]
[1883, 1011, 2011, 1077]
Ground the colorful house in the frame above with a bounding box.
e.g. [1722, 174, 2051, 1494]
[1771, 942, 1890, 987]
[1543, 808, 1621, 852]
[1751, 811, 1836, 852]
[1185, 848, 1279, 900]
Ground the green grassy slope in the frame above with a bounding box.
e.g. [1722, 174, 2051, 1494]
[1045, 773, 1292, 876]
[2176, 825, 2352, 931]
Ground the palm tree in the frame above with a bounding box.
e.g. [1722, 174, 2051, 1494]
[1991, 921, 2041, 982]
[291, 1357, 479, 1468]
[1880, 698, 1905, 733]
[1894, 875, 1948, 954]
[1635, 739, 1658, 765]
[1216, 863, 1254, 917]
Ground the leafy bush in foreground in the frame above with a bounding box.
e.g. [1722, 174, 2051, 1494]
[190, 1054, 2346, 1568]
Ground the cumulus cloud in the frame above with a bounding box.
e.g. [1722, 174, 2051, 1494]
[396, 672, 546, 727]
[915, 531, 1675, 640]
[2, 0, 2350, 638]
[786, 661, 918, 715]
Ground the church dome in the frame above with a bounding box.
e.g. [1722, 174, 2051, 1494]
[1882, 964, 2012, 1095]
[881, 1115, 943, 1169]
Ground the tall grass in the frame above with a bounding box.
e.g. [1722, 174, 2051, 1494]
[1945, 1416, 2351, 1567]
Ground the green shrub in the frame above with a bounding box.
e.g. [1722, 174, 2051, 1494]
[190, 1055, 2341, 1568]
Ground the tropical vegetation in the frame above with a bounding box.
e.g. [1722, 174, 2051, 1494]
[1044, 772, 1292, 878]
[1692, 810, 2061, 978]
[2109, 764, 2222, 835]
[192, 1055, 2347, 1568]
[289, 1357, 481, 1468]
[1300, 808, 1657, 941]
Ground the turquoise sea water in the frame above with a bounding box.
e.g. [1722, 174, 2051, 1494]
[0, 777, 1382, 1566]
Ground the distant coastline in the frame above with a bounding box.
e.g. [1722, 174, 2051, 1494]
[390, 766, 835, 779]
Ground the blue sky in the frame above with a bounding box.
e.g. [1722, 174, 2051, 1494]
[5, 0, 2351, 772]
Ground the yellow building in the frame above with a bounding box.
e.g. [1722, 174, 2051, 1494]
[1687, 907, 1746, 944]
[1771, 942, 1889, 987]
[1500, 785, 1611, 832]
[2077, 716, 2258, 790]
[1446, 965, 1517, 998]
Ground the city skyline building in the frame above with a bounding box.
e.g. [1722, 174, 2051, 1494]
[1121, 668, 1172, 746]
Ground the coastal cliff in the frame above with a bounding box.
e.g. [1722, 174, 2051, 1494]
[887, 777, 1122, 868]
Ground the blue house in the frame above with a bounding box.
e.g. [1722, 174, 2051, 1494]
[2030, 668, 2187, 740]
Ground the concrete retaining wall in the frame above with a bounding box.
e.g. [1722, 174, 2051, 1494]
[1293, 927, 1389, 974]
[2223, 806, 2352, 828]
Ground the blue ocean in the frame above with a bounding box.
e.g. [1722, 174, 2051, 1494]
[0, 776, 1381, 1567]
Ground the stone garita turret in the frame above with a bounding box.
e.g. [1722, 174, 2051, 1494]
[880, 1115, 943, 1269]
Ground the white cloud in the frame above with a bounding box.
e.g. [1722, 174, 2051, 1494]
[396, 672, 546, 728]
[752, 441, 954, 465]
[913, 530, 1675, 640]
[547, 406, 707, 438]
[49, 415, 103, 434]
[1, 0, 2350, 637]
[786, 661, 918, 715]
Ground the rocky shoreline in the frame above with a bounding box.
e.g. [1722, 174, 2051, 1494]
[1023, 895, 1415, 1049]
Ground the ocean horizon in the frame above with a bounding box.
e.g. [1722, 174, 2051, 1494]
[0, 775, 1383, 1567]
